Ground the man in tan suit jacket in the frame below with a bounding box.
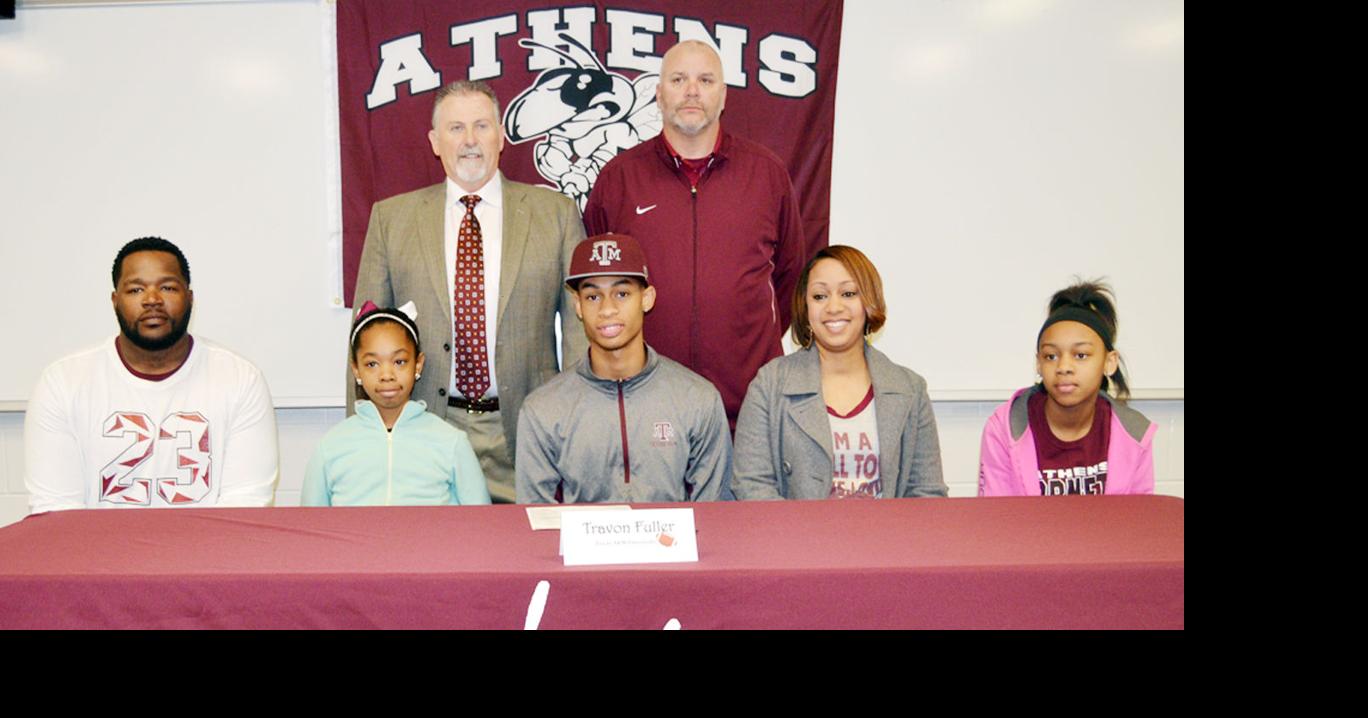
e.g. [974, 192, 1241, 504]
[351, 81, 586, 502]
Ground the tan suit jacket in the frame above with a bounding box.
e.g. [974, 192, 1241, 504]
[349, 177, 587, 463]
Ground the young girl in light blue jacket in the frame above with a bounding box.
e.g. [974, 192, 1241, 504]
[303, 301, 490, 506]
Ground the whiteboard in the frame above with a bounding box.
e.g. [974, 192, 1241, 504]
[0, 0, 1182, 408]
[831, 0, 1183, 399]
[0, 0, 347, 407]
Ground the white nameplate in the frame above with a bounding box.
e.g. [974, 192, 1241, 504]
[560, 508, 698, 566]
[525, 504, 631, 531]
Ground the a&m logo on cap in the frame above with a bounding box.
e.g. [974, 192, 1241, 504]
[590, 239, 622, 266]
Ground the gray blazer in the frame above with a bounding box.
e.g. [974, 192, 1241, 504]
[349, 177, 588, 463]
[732, 343, 947, 500]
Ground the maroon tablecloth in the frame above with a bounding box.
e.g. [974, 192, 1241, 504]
[0, 496, 1183, 629]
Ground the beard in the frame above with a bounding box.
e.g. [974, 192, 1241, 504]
[455, 154, 492, 186]
[665, 102, 719, 137]
[117, 302, 192, 352]
[668, 112, 711, 137]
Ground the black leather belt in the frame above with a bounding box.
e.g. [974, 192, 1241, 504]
[448, 395, 499, 414]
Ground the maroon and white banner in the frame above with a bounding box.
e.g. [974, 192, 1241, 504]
[336, 0, 843, 306]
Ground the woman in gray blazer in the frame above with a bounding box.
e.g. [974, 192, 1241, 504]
[731, 246, 947, 500]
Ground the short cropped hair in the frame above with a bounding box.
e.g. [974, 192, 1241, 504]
[431, 80, 501, 128]
[569, 275, 647, 292]
[664, 39, 724, 67]
[112, 236, 191, 289]
[790, 245, 887, 349]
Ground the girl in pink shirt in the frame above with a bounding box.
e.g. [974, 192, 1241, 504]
[978, 281, 1157, 496]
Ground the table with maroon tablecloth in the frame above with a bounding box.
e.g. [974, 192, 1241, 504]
[0, 496, 1183, 629]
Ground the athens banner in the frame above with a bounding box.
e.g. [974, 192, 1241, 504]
[336, 0, 843, 305]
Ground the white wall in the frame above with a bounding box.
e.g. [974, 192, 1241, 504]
[0, 0, 347, 408]
[0, 399, 1183, 527]
[829, 0, 1184, 399]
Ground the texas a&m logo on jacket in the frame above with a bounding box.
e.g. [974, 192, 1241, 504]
[651, 421, 675, 447]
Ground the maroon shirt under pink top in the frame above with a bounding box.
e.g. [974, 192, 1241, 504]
[1027, 391, 1111, 495]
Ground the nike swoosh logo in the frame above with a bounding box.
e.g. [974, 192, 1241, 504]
[635, 204, 657, 215]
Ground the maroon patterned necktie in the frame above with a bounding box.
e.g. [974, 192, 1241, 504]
[453, 194, 490, 400]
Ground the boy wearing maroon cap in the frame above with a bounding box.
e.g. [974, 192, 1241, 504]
[515, 233, 732, 504]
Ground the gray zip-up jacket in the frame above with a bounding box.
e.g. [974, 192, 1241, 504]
[515, 345, 733, 504]
[732, 343, 947, 500]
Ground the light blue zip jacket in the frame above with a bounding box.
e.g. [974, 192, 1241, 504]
[302, 400, 490, 506]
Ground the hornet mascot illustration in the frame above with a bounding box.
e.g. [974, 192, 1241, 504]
[504, 33, 662, 211]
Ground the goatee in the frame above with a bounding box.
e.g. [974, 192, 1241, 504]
[117, 303, 192, 352]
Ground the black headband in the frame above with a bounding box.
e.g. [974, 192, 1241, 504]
[1037, 306, 1114, 351]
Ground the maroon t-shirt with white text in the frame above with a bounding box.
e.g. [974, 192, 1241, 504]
[1028, 392, 1111, 495]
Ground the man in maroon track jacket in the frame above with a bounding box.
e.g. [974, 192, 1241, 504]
[582, 40, 813, 430]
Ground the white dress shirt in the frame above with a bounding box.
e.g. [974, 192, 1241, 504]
[444, 173, 502, 399]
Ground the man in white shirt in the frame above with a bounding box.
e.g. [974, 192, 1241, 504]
[24, 237, 279, 513]
[352, 81, 586, 502]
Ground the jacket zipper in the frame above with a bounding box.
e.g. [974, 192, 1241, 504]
[672, 152, 714, 373]
[385, 428, 394, 505]
[617, 380, 631, 486]
[690, 183, 698, 370]
[688, 158, 715, 370]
